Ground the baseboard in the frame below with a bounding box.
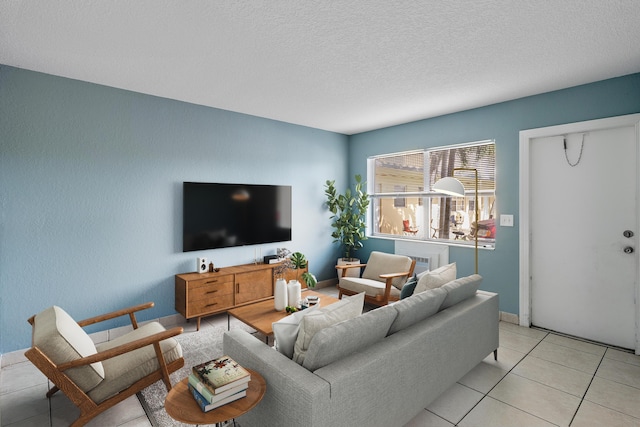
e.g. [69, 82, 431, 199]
[314, 278, 338, 289]
[500, 311, 519, 324]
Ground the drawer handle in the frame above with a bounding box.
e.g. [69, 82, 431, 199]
[205, 302, 218, 308]
[206, 280, 219, 284]
[206, 290, 218, 295]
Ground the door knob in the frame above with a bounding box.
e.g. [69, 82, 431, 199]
[624, 246, 634, 254]
[623, 230, 634, 238]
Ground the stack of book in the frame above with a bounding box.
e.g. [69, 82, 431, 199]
[188, 355, 251, 412]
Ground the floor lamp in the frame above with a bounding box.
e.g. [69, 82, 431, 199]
[433, 168, 479, 274]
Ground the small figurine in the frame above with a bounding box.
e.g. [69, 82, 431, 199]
[209, 262, 214, 273]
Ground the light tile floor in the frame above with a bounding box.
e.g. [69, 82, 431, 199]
[2, 287, 639, 426]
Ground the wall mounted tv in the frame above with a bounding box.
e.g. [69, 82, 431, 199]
[183, 182, 292, 252]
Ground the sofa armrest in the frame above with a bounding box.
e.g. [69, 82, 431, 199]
[223, 329, 332, 427]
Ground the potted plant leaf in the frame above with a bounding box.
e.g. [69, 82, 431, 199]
[324, 174, 370, 276]
[290, 251, 316, 288]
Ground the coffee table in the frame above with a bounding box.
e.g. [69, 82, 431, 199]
[227, 289, 340, 337]
[164, 368, 266, 426]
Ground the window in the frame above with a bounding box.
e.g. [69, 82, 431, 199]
[368, 140, 496, 245]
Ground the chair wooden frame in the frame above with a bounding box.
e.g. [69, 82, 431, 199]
[25, 302, 184, 427]
[336, 258, 416, 307]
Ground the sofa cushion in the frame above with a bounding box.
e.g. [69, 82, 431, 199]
[292, 292, 365, 365]
[90, 321, 183, 403]
[302, 304, 397, 371]
[32, 306, 105, 393]
[400, 276, 418, 299]
[440, 274, 482, 310]
[388, 287, 448, 335]
[272, 304, 320, 358]
[361, 251, 414, 289]
[414, 262, 456, 294]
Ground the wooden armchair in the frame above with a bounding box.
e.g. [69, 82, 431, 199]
[25, 302, 184, 427]
[337, 251, 416, 307]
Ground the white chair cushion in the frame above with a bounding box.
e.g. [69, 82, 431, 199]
[414, 262, 456, 294]
[292, 292, 365, 365]
[361, 251, 414, 289]
[272, 304, 320, 359]
[32, 306, 105, 392]
[338, 277, 402, 299]
[89, 321, 183, 403]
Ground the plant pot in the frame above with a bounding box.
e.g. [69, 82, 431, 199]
[274, 278, 288, 311]
[337, 257, 361, 279]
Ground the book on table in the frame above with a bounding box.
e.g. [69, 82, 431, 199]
[187, 383, 247, 412]
[187, 373, 249, 404]
[192, 355, 251, 395]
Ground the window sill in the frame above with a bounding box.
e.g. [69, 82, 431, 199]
[369, 234, 495, 250]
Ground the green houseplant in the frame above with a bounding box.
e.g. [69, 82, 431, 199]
[324, 174, 370, 261]
[273, 249, 317, 287]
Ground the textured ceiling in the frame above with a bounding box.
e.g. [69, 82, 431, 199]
[1, 1, 639, 134]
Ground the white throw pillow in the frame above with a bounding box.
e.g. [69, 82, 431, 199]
[272, 304, 319, 358]
[292, 292, 365, 365]
[414, 262, 456, 294]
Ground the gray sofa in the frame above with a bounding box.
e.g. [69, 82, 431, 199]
[223, 277, 499, 427]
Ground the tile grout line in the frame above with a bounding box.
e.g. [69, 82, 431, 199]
[452, 329, 551, 426]
[567, 346, 607, 426]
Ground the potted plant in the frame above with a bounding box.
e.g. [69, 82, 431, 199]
[273, 249, 316, 287]
[324, 174, 370, 275]
[273, 249, 317, 311]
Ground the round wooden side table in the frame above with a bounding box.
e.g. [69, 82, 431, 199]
[164, 368, 266, 426]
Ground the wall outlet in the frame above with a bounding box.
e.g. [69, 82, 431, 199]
[500, 214, 514, 227]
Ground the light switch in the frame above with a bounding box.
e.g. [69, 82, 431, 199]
[500, 214, 514, 227]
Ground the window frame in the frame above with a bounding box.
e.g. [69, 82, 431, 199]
[367, 140, 496, 248]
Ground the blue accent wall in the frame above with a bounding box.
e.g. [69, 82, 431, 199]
[1, 64, 639, 353]
[0, 66, 348, 353]
[348, 73, 640, 316]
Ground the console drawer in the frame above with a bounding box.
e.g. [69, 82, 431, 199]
[189, 293, 234, 316]
[188, 276, 234, 302]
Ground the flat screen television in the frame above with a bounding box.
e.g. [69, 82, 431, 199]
[183, 182, 292, 252]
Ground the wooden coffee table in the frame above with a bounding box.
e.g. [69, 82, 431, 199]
[227, 289, 340, 337]
[164, 368, 266, 426]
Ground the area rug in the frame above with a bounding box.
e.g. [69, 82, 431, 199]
[138, 316, 261, 427]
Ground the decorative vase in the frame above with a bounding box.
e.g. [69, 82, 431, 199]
[274, 278, 288, 311]
[287, 280, 302, 308]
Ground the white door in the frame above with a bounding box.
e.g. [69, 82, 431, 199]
[530, 125, 637, 349]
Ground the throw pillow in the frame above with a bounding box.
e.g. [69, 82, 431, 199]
[400, 275, 418, 299]
[388, 287, 448, 335]
[292, 292, 365, 365]
[272, 304, 319, 358]
[302, 304, 397, 371]
[440, 274, 483, 310]
[414, 262, 456, 294]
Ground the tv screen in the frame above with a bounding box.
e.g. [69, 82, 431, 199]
[183, 182, 292, 252]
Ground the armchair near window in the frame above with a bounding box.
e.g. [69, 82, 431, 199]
[25, 302, 184, 427]
[402, 219, 419, 235]
[337, 251, 416, 307]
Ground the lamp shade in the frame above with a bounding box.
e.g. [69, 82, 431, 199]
[433, 176, 465, 197]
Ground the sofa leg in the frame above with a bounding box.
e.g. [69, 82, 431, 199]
[494, 349, 498, 361]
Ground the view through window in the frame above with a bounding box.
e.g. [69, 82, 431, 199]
[368, 140, 496, 246]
